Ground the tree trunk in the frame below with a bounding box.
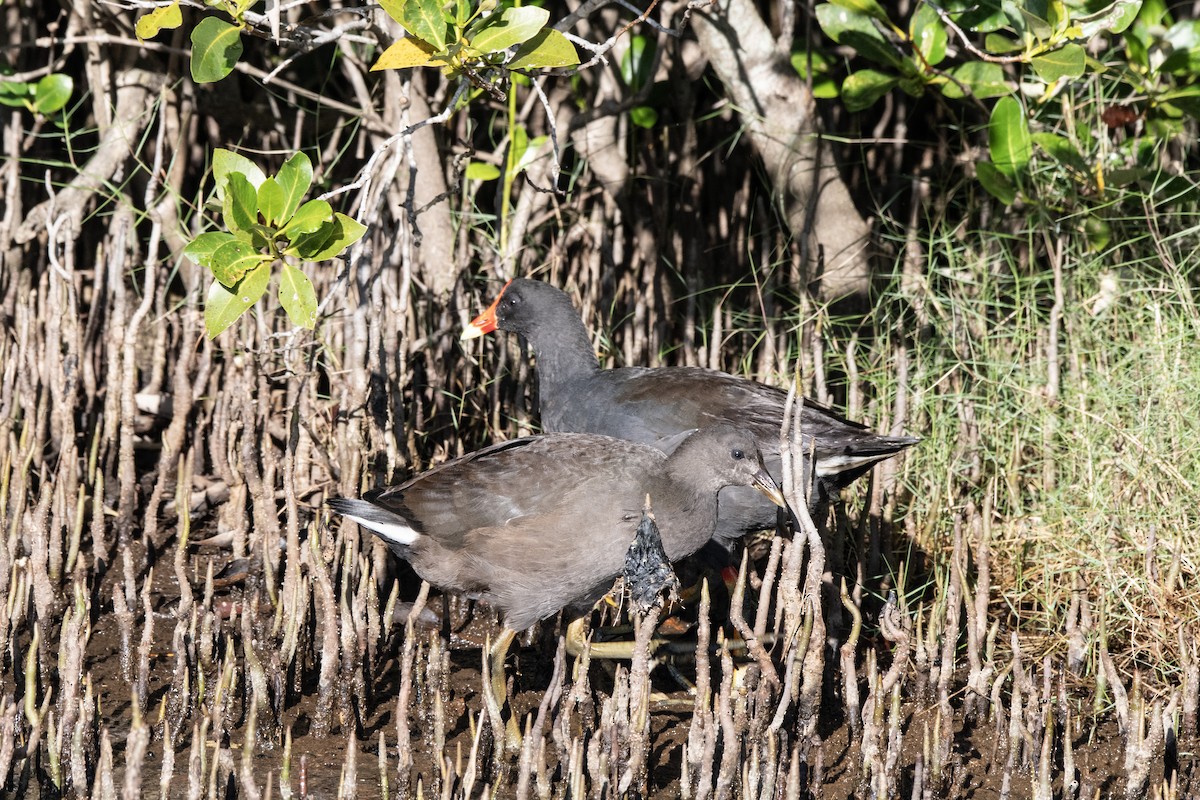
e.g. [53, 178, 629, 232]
[692, 0, 873, 297]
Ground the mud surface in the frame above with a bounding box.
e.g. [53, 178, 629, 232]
[74, 545, 1194, 799]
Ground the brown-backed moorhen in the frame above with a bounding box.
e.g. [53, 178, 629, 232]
[328, 424, 784, 724]
[462, 278, 918, 545]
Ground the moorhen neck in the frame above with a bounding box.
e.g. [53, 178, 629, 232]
[462, 278, 919, 545]
[327, 424, 785, 722]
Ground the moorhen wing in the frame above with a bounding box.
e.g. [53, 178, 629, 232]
[328, 424, 785, 727]
[462, 278, 919, 546]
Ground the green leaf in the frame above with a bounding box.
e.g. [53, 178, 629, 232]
[812, 78, 840, 98]
[1124, 23, 1149, 70]
[975, 160, 1017, 204]
[288, 213, 365, 262]
[231, 0, 257, 22]
[815, 4, 903, 67]
[1134, 0, 1168, 27]
[1161, 85, 1200, 120]
[1161, 20, 1200, 75]
[278, 264, 319, 329]
[782, 48, 840, 95]
[514, 134, 548, 174]
[1012, 2, 1053, 39]
[1031, 43, 1086, 82]
[790, 48, 842, 96]
[897, 72, 927, 97]
[328, 213, 367, 254]
[210, 238, 269, 287]
[190, 16, 244, 84]
[135, 1, 183, 41]
[843, 32, 906, 69]
[827, 0, 891, 24]
[509, 124, 529, 172]
[984, 32, 1022, 52]
[621, 35, 655, 89]
[32, 74, 72, 114]
[246, 224, 276, 251]
[223, 172, 259, 233]
[183, 231, 238, 269]
[790, 48, 832, 75]
[469, 6, 549, 54]
[988, 96, 1032, 176]
[465, 161, 501, 181]
[942, 0, 1007, 32]
[0, 80, 33, 109]
[1075, 0, 1141, 38]
[452, 0, 471, 28]
[279, 199, 332, 238]
[274, 152, 312, 222]
[1046, 0, 1067, 35]
[371, 36, 441, 70]
[842, 69, 900, 111]
[382, 0, 448, 51]
[1083, 216, 1111, 252]
[205, 263, 271, 339]
[508, 29, 580, 70]
[376, 0, 407, 25]
[302, 214, 362, 261]
[1031, 132, 1089, 174]
[285, 227, 336, 261]
[257, 177, 284, 228]
[212, 149, 267, 198]
[941, 62, 1011, 99]
[910, 4, 948, 66]
[630, 106, 658, 128]
[815, 4, 863, 41]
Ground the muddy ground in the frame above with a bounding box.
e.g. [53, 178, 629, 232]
[64, 540, 1193, 800]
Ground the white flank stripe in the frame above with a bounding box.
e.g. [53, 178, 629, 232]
[343, 514, 420, 546]
[815, 454, 886, 476]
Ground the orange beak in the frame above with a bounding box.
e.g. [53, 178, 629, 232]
[461, 280, 512, 341]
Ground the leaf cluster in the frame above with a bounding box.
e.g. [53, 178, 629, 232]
[136, 0, 261, 84]
[372, 0, 579, 86]
[814, 0, 1141, 113]
[183, 150, 366, 339]
[0, 70, 73, 115]
[813, 0, 1200, 217]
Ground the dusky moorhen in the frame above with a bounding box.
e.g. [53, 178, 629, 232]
[462, 278, 918, 545]
[327, 424, 784, 720]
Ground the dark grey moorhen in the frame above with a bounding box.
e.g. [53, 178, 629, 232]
[462, 278, 919, 545]
[327, 424, 784, 721]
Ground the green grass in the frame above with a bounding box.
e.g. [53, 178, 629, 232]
[867, 211, 1200, 683]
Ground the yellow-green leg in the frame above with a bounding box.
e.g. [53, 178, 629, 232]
[565, 617, 591, 659]
[487, 628, 523, 750]
[565, 615, 665, 660]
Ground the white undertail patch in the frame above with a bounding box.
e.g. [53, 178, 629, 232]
[330, 499, 420, 546]
[343, 514, 420, 546]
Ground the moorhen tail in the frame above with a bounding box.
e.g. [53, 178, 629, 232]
[327, 424, 785, 724]
[462, 278, 919, 545]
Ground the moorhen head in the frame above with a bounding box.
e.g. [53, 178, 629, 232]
[462, 278, 919, 545]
